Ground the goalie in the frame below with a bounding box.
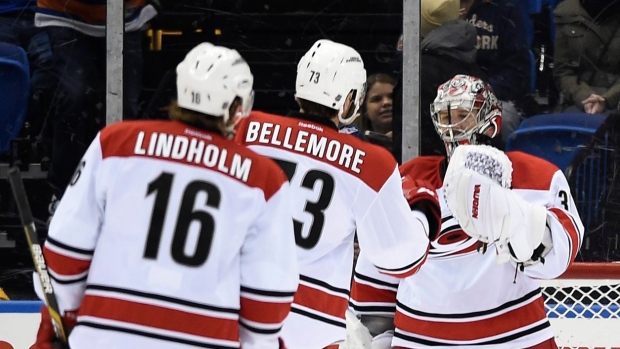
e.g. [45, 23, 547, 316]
[348, 75, 584, 349]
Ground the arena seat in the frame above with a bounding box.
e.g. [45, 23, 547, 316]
[507, 112, 620, 261]
[0, 43, 30, 155]
[506, 112, 608, 172]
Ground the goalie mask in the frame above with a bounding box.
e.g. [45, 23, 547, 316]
[176, 42, 254, 126]
[430, 75, 502, 158]
[295, 39, 367, 125]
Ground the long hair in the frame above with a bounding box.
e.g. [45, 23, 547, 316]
[168, 101, 226, 134]
[360, 73, 397, 133]
[296, 98, 338, 118]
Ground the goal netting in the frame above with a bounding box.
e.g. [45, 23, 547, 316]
[542, 262, 620, 348]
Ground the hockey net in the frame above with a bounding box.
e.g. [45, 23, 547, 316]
[541, 262, 620, 349]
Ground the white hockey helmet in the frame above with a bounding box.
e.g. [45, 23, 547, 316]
[295, 39, 367, 125]
[430, 75, 502, 157]
[176, 42, 254, 123]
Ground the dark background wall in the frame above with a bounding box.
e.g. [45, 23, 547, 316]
[0, 0, 404, 299]
[140, 0, 403, 118]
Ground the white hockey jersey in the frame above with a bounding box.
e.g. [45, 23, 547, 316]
[40, 120, 299, 349]
[351, 152, 584, 349]
[235, 111, 431, 349]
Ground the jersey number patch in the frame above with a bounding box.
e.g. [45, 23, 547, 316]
[143, 172, 220, 267]
[272, 158, 335, 249]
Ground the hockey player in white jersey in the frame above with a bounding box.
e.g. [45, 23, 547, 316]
[350, 75, 584, 349]
[32, 42, 299, 349]
[234, 39, 438, 349]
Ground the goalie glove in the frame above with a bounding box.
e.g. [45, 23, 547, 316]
[402, 176, 441, 240]
[443, 145, 548, 263]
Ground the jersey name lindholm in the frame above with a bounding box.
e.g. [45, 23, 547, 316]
[133, 131, 252, 182]
[245, 121, 365, 173]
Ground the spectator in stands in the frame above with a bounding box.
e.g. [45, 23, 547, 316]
[35, 0, 157, 214]
[392, 0, 490, 157]
[0, 0, 56, 145]
[0, 0, 50, 89]
[419, 0, 487, 156]
[553, 0, 620, 114]
[362, 73, 396, 137]
[464, 0, 531, 141]
[360, 73, 396, 150]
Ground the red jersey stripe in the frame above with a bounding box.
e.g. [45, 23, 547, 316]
[43, 245, 91, 277]
[549, 207, 581, 262]
[79, 294, 239, 342]
[240, 297, 292, 325]
[293, 283, 348, 320]
[350, 281, 396, 304]
[395, 297, 548, 341]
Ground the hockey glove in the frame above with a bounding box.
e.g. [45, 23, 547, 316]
[443, 145, 548, 263]
[402, 175, 441, 241]
[33, 305, 77, 349]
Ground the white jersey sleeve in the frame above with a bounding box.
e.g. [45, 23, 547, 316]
[37, 133, 105, 313]
[239, 181, 299, 349]
[516, 169, 584, 279]
[354, 165, 429, 278]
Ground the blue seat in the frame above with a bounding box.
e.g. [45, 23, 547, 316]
[0, 42, 30, 154]
[525, 0, 543, 14]
[506, 112, 612, 233]
[506, 112, 607, 172]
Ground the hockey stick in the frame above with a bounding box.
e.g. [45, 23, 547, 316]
[8, 167, 68, 343]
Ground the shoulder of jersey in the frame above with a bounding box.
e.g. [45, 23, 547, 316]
[100, 119, 287, 196]
[507, 150, 560, 190]
[399, 155, 444, 188]
[246, 111, 393, 158]
[99, 119, 153, 150]
[242, 111, 399, 191]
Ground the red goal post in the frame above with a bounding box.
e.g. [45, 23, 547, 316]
[541, 262, 620, 349]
